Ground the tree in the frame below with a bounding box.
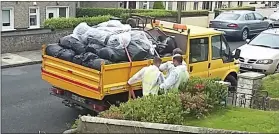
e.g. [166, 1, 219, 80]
[153, 1, 165, 9]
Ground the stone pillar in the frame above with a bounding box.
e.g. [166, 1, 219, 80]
[236, 72, 265, 108]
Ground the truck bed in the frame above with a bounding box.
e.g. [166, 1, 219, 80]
[41, 45, 174, 100]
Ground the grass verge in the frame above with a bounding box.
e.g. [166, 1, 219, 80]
[186, 107, 279, 133]
[262, 74, 279, 98]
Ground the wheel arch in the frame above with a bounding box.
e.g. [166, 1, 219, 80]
[222, 70, 238, 81]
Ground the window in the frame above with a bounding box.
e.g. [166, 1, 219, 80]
[29, 7, 40, 28]
[237, 1, 243, 6]
[254, 13, 264, 20]
[189, 37, 209, 63]
[211, 35, 230, 61]
[216, 13, 240, 20]
[248, 33, 279, 48]
[46, 7, 69, 19]
[250, 1, 257, 4]
[182, 2, 187, 11]
[245, 13, 255, 20]
[2, 8, 14, 31]
[193, 2, 199, 10]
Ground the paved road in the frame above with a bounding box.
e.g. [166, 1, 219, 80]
[1, 40, 245, 133]
[228, 40, 245, 50]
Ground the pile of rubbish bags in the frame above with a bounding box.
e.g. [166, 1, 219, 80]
[45, 20, 177, 71]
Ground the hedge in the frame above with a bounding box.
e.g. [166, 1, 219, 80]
[43, 15, 111, 29]
[214, 6, 256, 18]
[76, 8, 209, 18]
[153, 1, 165, 9]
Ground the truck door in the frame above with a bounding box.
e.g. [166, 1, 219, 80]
[209, 34, 232, 80]
[188, 37, 210, 78]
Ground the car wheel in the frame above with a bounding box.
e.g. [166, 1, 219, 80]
[224, 75, 237, 92]
[275, 64, 279, 73]
[268, 25, 273, 29]
[241, 29, 249, 41]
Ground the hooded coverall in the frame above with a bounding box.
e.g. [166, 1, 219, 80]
[159, 60, 187, 78]
[128, 65, 165, 96]
[159, 64, 189, 93]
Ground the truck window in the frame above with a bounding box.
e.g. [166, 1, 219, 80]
[211, 35, 231, 62]
[189, 37, 209, 63]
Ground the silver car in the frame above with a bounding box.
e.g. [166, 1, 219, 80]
[268, 12, 279, 28]
[235, 28, 279, 74]
[209, 10, 272, 41]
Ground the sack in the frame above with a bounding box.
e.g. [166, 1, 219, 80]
[130, 31, 155, 55]
[45, 44, 63, 57]
[57, 49, 76, 62]
[83, 58, 113, 71]
[71, 41, 86, 55]
[59, 35, 79, 49]
[98, 47, 128, 62]
[107, 32, 131, 49]
[81, 28, 112, 45]
[72, 22, 91, 41]
[86, 43, 105, 54]
[127, 41, 148, 61]
[82, 52, 99, 62]
[161, 37, 177, 54]
[96, 25, 131, 34]
[72, 54, 83, 65]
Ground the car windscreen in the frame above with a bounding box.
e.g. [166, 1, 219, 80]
[248, 33, 279, 48]
[215, 13, 240, 20]
[269, 13, 279, 20]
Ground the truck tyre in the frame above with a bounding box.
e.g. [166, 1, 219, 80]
[224, 75, 237, 92]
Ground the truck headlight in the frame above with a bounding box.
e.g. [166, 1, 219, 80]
[256, 59, 273, 64]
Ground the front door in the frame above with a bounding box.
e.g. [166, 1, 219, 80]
[209, 34, 232, 80]
[188, 37, 210, 78]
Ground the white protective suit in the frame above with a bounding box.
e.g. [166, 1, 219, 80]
[128, 65, 165, 96]
[159, 64, 189, 93]
[159, 60, 187, 78]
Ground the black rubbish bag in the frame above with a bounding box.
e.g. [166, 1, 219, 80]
[85, 43, 105, 54]
[158, 37, 177, 54]
[127, 41, 148, 61]
[45, 44, 63, 57]
[71, 41, 86, 55]
[59, 35, 79, 49]
[82, 52, 99, 62]
[57, 49, 76, 62]
[72, 54, 83, 65]
[83, 58, 113, 71]
[98, 47, 128, 62]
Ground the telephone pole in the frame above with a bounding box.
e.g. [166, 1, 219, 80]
[177, 1, 182, 24]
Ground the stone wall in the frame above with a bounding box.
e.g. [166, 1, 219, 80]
[73, 116, 249, 134]
[1, 29, 72, 53]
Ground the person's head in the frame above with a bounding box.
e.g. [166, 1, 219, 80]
[153, 56, 162, 67]
[172, 48, 183, 55]
[172, 54, 183, 67]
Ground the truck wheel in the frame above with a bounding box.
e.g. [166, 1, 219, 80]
[224, 75, 237, 92]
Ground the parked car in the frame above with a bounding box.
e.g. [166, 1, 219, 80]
[268, 12, 279, 27]
[209, 10, 273, 41]
[234, 28, 279, 74]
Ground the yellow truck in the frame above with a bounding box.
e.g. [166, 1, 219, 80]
[41, 19, 241, 113]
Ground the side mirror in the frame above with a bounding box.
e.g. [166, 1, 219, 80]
[245, 39, 251, 43]
[234, 49, 241, 59]
[263, 17, 268, 20]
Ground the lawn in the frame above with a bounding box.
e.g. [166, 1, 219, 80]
[262, 74, 279, 98]
[186, 107, 279, 133]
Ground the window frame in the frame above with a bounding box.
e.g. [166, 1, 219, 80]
[45, 6, 69, 19]
[211, 35, 232, 63]
[2, 7, 15, 31]
[253, 12, 264, 20]
[29, 7, 40, 29]
[245, 13, 256, 20]
[189, 37, 209, 64]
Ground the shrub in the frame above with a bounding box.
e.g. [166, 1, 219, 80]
[153, 1, 165, 9]
[99, 93, 186, 125]
[76, 8, 209, 18]
[43, 15, 111, 30]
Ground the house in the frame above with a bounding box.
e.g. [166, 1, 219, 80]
[1, 1, 76, 31]
[79, 1, 277, 11]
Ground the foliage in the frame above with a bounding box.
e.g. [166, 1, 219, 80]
[43, 15, 111, 29]
[261, 74, 279, 98]
[76, 8, 209, 18]
[153, 1, 165, 9]
[99, 93, 185, 125]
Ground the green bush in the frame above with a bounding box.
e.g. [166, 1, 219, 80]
[76, 8, 209, 18]
[153, 1, 165, 9]
[98, 77, 228, 123]
[43, 15, 111, 30]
